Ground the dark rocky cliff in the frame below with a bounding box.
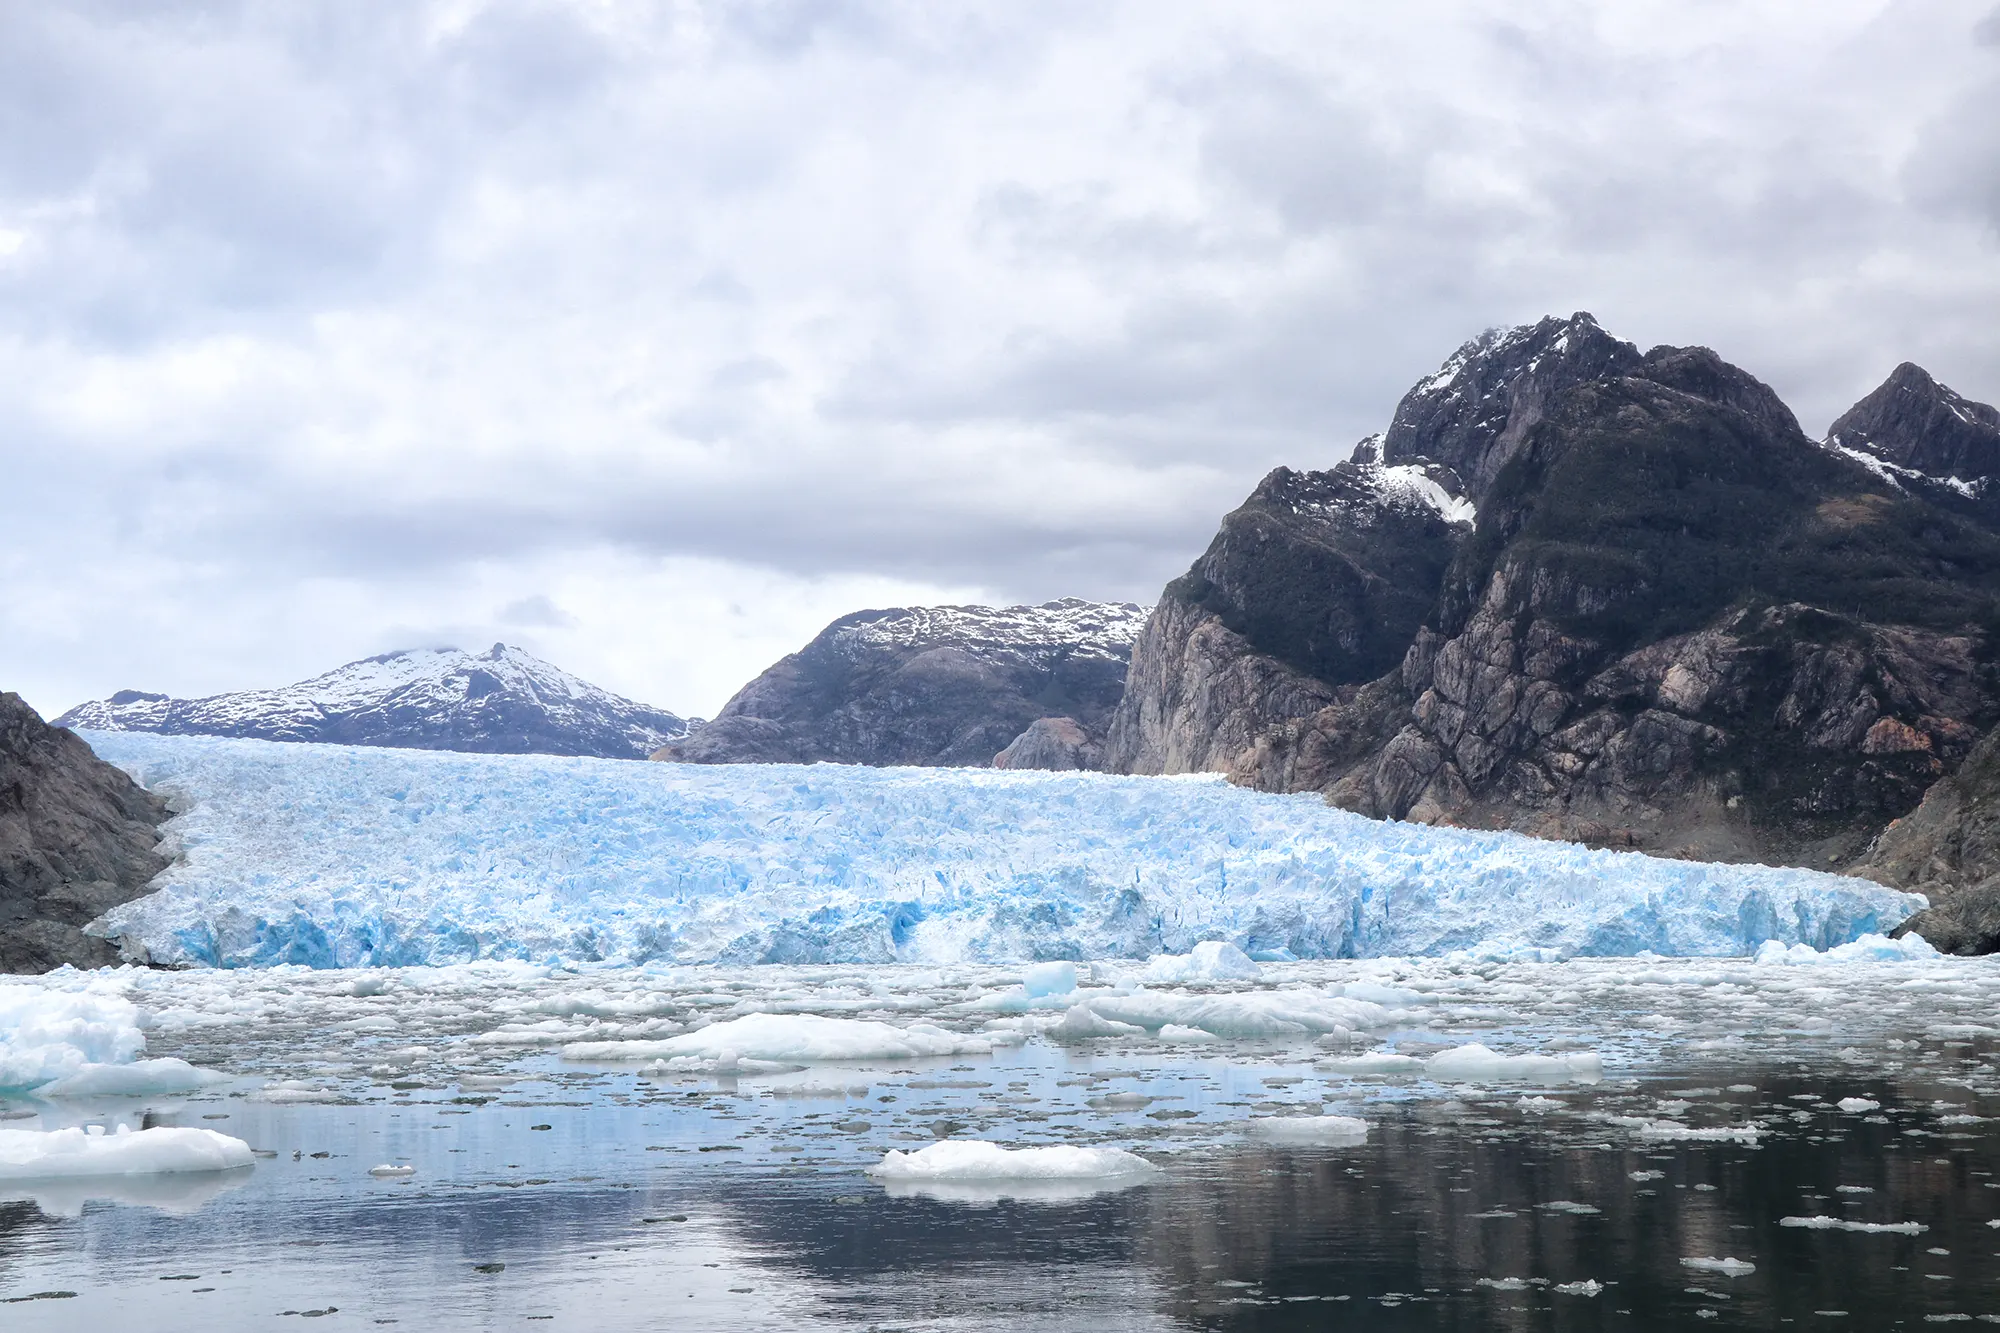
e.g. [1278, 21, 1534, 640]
[1110, 314, 2000, 872]
[1854, 722, 2000, 954]
[657, 599, 1148, 768]
[1, 693, 169, 972]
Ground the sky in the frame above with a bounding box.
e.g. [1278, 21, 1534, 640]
[4, 0, 1999, 721]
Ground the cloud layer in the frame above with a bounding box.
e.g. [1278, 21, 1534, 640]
[5, 0, 1998, 716]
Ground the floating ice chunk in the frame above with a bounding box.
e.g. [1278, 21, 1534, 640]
[1553, 1280, 1604, 1296]
[368, 1164, 416, 1178]
[1754, 934, 1941, 966]
[1143, 942, 1261, 983]
[1425, 1044, 1603, 1084]
[0, 988, 147, 1091]
[1476, 1277, 1531, 1290]
[1319, 1051, 1425, 1075]
[1022, 963, 1077, 998]
[1618, 1119, 1762, 1142]
[0, 1124, 254, 1181]
[1248, 1116, 1368, 1144]
[1051, 1005, 1146, 1041]
[869, 1139, 1157, 1183]
[1156, 1024, 1219, 1044]
[37, 1058, 229, 1099]
[1517, 1095, 1562, 1113]
[560, 1013, 1001, 1064]
[1836, 1098, 1882, 1113]
[1780, 1216, 1926, 1234]
[1682, 1257, 1756, 1277]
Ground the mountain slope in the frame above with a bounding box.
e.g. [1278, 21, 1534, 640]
[2, 692, 168, 972]
[656, 599, 1148, 768]
[57, 644, 695, 760]
[1111, 313, 2000, 871]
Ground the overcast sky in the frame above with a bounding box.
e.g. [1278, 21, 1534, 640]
[4, 0, 1999, 720]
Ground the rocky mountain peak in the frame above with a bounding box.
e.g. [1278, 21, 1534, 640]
[1381, 311, 1644, 500]
[1827, 362, 2000, 483]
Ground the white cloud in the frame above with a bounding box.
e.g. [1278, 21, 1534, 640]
[2, 0, 1997, 718]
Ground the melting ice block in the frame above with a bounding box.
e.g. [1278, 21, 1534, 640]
[561, 1012, 1008, 1064]
[1248, 1115, 1369, 1144]
[0, 1124, 254, 1181]
[870, 1139, 1158, 1183]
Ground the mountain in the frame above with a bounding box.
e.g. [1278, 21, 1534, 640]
[1853, 724, 2000, 954]
[56, 644, 697, 760]
[1109, 313, 2000, 871]
[2, 692, 168, 971]
[655, 598, 1149, 768]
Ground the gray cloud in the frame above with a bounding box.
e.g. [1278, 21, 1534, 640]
[2, 0, 1999, 720]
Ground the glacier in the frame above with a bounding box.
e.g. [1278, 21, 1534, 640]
[80, 731, 1922, 970]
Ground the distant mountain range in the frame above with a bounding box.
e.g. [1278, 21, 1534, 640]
[656, 598, 1150, 768]
[57, 643, 698, 760]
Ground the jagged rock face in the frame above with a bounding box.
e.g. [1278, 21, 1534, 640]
[1262, 347, 2000, 864]
[657, 599, 1148, 768]
[1829, 362, 2000, 483]
[56, 644, 694, 760]
[1102, 459, 1472, 776]
[1853, 722, 2000, 954]
[1380, 312, 1644, 500]
[1, 693, 168, 972]
[992, 716, 1099, 771]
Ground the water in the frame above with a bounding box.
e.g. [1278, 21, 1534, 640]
[5, 958, 2000, 1327]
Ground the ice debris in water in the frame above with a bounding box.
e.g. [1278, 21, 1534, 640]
[869, 1140, 1158, 1182]
[1682, 1257, 1757, 1277]
[368, 1164, 416, 1178]
[1021, 962, 1077, 997]
[1142, 941, 1261, 983]
[0, 1125, 253, 1180]
[1754, 934, 1940, 966]
[1780, 1216, 1926, 1234]
[81, 731, 1921, 968]
[0, 983, 223, 1096]
[1319, 1043, 1603, 1083]
[1247, 1115, 1369, 1144]
[1553, 1280, 1604, 1296]
[1836, 1097, 1882, 1113]
[561, 1013, 1014, 1065]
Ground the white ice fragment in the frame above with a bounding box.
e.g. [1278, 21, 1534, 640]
[1142, 941, 1261, 983]
[0, 988, 147, 1091]
[1553, 1279, 1604, 1296]
[561, 1012, 999, 1064]
[37, 1058, 229, 1098]
[1051, 1006, 1147, 1041]
[1836, 1098, 1881, 1113]
[1621, 1119, 1762, 1142]
[1021, 962, 1077, 998]
[1780, 1216, 1926, 1234]
[1156, 1024, 1219, 1044]
[368, 1164, 417, 1178]
[1425, 1044, 1603, 1084]
[1682, 1257, 1757, 1276]
[0, 1124, 254, 1180]
[1319, 1051, 1425, 1075]
[1476, 1277, 1530, 1290]
[1247, 1116, 1368, 1144]
[869, 1140, 1158, 1183]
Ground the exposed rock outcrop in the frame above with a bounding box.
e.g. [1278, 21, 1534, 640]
[1110, 313, 2000, 872]
[1854, 721, 2000, 954]
[992, 716, 1099, 771]
[57, 644, 695, 760]
[657, 599, 1148, 768]
[1102, 458, 1473, 774]
[1828, 361, 2000, 483]
[1, 693, 169, 972]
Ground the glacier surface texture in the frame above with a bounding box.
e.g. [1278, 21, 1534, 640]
[82, 732, 1921, 969]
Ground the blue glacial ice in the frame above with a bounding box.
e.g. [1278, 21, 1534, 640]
[81, 731, 1923, 969]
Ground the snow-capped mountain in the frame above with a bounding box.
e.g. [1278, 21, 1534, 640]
[57, 644, 696, 760]
[658, 598, 1150, 768]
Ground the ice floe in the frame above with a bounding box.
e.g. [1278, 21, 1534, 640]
[81, 731, 1921, 968]
[871, 1139, 1158, 1182]
[1780, 1216, 1926, 1234]
[561, 1012, 1012, 1065]
[0, 1124, 254, 1180]
[1247, 1115, 1369, 1144]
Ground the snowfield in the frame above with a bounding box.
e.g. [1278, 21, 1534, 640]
[82, 731, 1921, 969]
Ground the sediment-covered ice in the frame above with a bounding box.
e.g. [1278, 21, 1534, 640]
[0, 1124, 254, 1180]
[79, 732, 1921, 969]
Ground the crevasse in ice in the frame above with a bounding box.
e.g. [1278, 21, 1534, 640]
[81, 732, 1923, 970]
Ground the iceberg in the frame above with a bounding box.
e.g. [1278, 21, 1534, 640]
[0, 1124, 254, 1181]
[870, 1139, 1158, 1183]
[1247, 1115, 1369, 1144]
[0, 985, 223, 1096]
[82, 731, 1923, 969]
